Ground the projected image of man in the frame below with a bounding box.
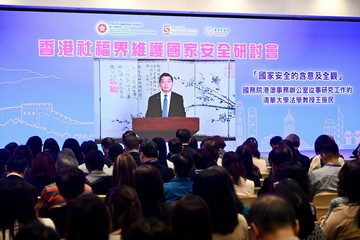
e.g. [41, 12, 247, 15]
[145, 72, 186, 118]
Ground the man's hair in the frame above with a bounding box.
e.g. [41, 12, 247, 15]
[139, 140, 158, 159]
[108, 143, 124, 163]
[173, 154, 193, 177]
[193, 149, 212, 170]
[201, 140, 219, 162]
[285, 134, 300, 148]
[123, 135, 139, 151]
[269, 144, 293, 167]
[6, 154, 28, 173]
[56, 148, 78, 171]
[249, 195, 297, 234]
[168, 137, 183, 155]
[101, 137, 115, 149]
[85, 149, 104, 171]
[81, 141, 98, 155]
[320, 141, 339, 156]
[270, 136, 283, 147]
[175, 128, 192, 144]
[56, 167, 85, 200]
[158, 72, 173, 82]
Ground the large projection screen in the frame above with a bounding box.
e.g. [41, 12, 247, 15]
[1, 9, 359, 153]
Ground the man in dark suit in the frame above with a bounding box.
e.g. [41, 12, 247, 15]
[285, 133, 311, 172]
[145, 72, 186, 118]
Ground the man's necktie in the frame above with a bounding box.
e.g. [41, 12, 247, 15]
[162, 94, 168, 117]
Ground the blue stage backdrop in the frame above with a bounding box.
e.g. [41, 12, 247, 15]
[0, 10, 359, 152]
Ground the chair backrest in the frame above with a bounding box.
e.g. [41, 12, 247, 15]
[240, 195, 258, 207]
[312, 192, 337, 220]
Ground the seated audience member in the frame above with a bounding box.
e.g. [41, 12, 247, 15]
[112, 153, 137, 188]
[26, 135, 43, 159]
[190, 149, 212, 181]
[322, 161, 360, 239]
[286, 133, 311, 172]
[188, 136, 199, 150]
[13, 145, 34, 171]
[0, 148, 11, 177]
[166, 137, 183, 168]
[309, 141, 342, 196]
[164, 154, 193, 202]
[39, 148, 92, 212]
[201, 139, 220, 166]
[127, 218, 171, 240]
[14, 220, 60, 240]
[101, 137, 115, 167]
[123, 132, 141, 166]
[62, 138, 84, 165]
[139, 139, 174, 183]
[41, 167, 86, 238]
[320, 160, 360, 227]
[236, 145, 261, 187]
[273, 179, 325, 240]
[210, 135, 226, 160]
[243, 138, 268, 174]
[134, 165, 169, 223]
[0, 180, 55, 239]
[176, 128, 197, 159]
[64, 194, 109, 240]
[152, 137, 168, 167]
[258, 143, 293, 196]
[193, 166, 248, 240]
[26, 151, 57, 195]
[85, 149, 112, 194]
[5, 142, 18, 155]
[222, 151, 255, 197]
[105, 185, 142, 240]
[4, 154, 38, 200]
[78, 140, 102, 173]
[309, 135, 344, 173]
[104, 142, 125, 176]
[43, 138, 60, 158]
[249, 195, 300, 240]
[171, 195, 212, 240]
[270, 136, 282, 150]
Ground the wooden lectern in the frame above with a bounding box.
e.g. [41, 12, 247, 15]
[132, 117, 199, 140]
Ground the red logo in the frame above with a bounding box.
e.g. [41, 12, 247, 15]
[163, 25, 171, 35]
[97, 23, 108, 34]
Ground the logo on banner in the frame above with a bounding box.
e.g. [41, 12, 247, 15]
[162, 24, 198, 36]
[97, 22, 108, 35]
[204, 26, 230, 37]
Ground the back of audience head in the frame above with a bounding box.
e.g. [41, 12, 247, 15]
[269, 144, 293, 170]
[127, 218, 171, 240]
[14, 220, 60, 240]
[6, 154, 28, 175]
[249, 195, 299, 240]
[343, 160, 360, 204]
[314, 134, 334, 155]
[56, 148, 78, 172]
[222, 151, 245, 186]
[201, 140, 219, 164]
[30, 151, 56, 180]
[62, 138, 83, 164]
[193, 149, 212, 170]
[193, 166, 241, 235]
[285, 133, 301, 149]
[175, 128, 191, 144]
[168, 137, 183, 155]
[152, 137, 167, 166]
[108, 143, 124, 163]
[101, 137, 115, 152]
[279, 139, 296, 158]
[0, 148, 11, 177]
[188, 136, 198, 150]
[122, 130, 137, 142]
[273, 179, 315, 238]
[81, 140, 98, 158]
[274, 160, 312, 199]
[85, 149, 104, 172]
[243, 138, 260, 159]
[172, 154, 192, 177]
[319, 140, 339, 162]
[105, 185, 142, 238]
[123, 134, 139, 152]
[337, 160, 360, 197]
[5, 142, 18, 155]
[65, 194, 109, 240]
[26, 135, 42, 158]
[139, 139, 158, 160]
[13, 145, 33, 167]
[43, 138, 60, 157]
[171, 195, 212, 240]
[270, 136, 282, 149]
[0, 180, 37, 239]
[236, 145, 255, 175]
[56, 166, 85, 201]
[112, 153, 137, 188]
